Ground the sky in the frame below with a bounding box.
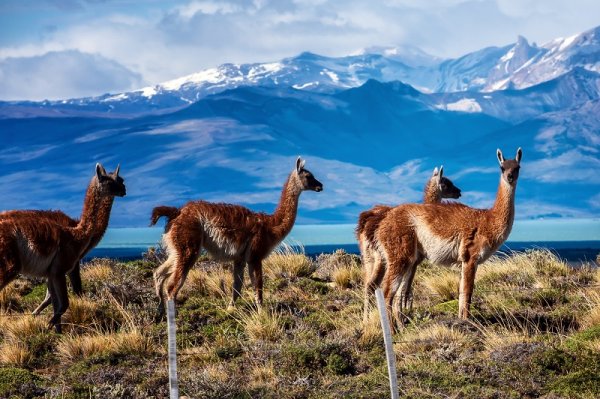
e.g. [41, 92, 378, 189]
[1, 0, 599, 100]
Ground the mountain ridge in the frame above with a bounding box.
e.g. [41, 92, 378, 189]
[2, 25, 600, 113]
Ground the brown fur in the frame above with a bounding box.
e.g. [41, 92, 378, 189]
[0, 210, 81, 315]
[373, 149, 522, 328]
[152, 157, 323, 319]
[0, 164, 125, 332]
[150, 206, 180, 231]
[357, 167, 461, 324]
[0, 206, 114, 314]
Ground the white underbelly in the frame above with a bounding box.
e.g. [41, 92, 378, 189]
[202, 224, 245, 260]
[413, 219, 459, 265]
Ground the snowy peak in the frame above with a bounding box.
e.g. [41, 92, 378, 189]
[484, 36, 546, 91]
[435, 44, 513, 92]
[359, 45, 441, 67]
[487, 25, 600, 91]
[431, 26, 600, 93]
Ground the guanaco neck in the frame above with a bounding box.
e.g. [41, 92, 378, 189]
[422, 177, 440, 204]
[489, 177, 517, 243]
[72, 177, 115, 244]
[270, 172, 302, 240]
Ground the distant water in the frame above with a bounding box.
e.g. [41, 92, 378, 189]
[88, 218, 600, 262]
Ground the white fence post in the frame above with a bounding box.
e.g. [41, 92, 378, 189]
[375, 288, 399, 399]
[167, 299, 179, 399]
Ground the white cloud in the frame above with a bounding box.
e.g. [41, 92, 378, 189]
[516, 199, 593, 219]
[175, 1, 244, 18]
[523, 149, 600, 183]
[0, 145, 58, 163]
[0, 50, 142, 100]
[589, 193, 600, 209]
[2, 1, 600, 100]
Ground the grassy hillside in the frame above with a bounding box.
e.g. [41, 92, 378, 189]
[0, 248, 599, 398]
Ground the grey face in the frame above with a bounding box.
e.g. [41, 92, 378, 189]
[439, 176, 461, 199]
[96, 164, 127, 197]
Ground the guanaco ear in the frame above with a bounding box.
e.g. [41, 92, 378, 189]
[96, 163, 107, 179]
[114, 164, 121, 177]
[438, 165, 444, 178]
[296, 156, 305, 172]
[515, 147, 522, 164]
[432, 167, 439, 177]
[496, 149, 505, 166]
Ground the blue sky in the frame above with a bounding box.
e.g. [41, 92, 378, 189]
[1, 0, 599, 100]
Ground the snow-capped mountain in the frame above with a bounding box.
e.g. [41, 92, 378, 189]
[2, 25, 599, 118]
[493, 25, 600, 91]
[437, 25, 600, 93]
[0, 52, 418, 116]
[358, 44, 442, 67]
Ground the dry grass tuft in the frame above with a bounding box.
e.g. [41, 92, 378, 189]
[478, 250, 570, 293]
[264, 244, 314, 279]
[396, 324, 472, 354]
[315, 249, 361, 281]
[180, 268, 207, 297]
[236, 307, 284, 343]
[332, 265, 363, 289]
[248, 362, 279, 390]
[0, 315, 47, 367]
[480, 328, 532, 353]
[524, 249, 570, 277]
[81, 260, 115, 282]
[420, 269, 459, 301]
[113, 330, 155, 354]
[586, 338, 600, 353]
[0, 281, 21, 311]
[204, 266, 234, 299]
[201, 363, 232, 385]
[0, 315, 47, 343]
[582, 305, 600, 329]
[57, 333, 113, 361]
[477, 255, 535, 287]
[63, 296, 100, 326]
[57, 330, 154, 362]
[359, 310, 383, 347]
[0, 343, 33, 366]
[580, 291, 600, 329]
[492, 249, 568, 278]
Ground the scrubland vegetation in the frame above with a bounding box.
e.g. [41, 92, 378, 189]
[1, 248, 599, 398]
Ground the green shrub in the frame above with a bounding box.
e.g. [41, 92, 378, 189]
[0, 367, 44, 398]
[326, 352, 354, 376]
[296, 278, 330, 295]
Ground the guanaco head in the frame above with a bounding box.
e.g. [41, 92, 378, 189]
[295, 157, 323, 192]
[432, 166, 461, 199]
[95, 163, 127, 197]
[496, 147, 522, 186]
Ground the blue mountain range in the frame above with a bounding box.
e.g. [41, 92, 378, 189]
[1, 26, 599, 227]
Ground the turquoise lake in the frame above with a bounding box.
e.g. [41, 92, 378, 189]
[99, 218, 599, 249]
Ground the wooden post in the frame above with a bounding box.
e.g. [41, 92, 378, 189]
[375, 288, 399, 399]
[166, 299, 179, 399]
